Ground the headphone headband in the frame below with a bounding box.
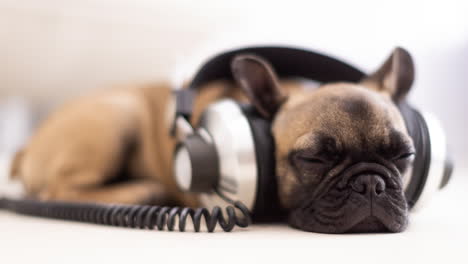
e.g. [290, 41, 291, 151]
[173, 46, 366, 128]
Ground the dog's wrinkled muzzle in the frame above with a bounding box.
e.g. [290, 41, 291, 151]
[290, 162, 408, 233]
[341, 163, 408, 233]
[350, 174, 386, 195]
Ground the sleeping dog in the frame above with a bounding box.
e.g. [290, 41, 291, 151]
[10, 47, 415, 233]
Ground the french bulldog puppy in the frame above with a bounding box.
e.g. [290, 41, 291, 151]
[10, 47, 415, 233]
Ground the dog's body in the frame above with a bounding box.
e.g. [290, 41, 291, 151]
[11, 81, 242, 207]
[11, 47, 416, 233]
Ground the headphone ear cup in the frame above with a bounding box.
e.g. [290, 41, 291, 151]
[399, 102, 431, 209]
[399, 102, 452, 210]
[239, 104, 283, 221]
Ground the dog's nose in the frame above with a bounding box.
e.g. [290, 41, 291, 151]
[350, 174, 386, 195]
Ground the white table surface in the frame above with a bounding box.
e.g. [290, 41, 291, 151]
[1, 166, 467, 264]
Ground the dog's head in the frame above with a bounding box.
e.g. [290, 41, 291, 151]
[232, 47, 415, 233]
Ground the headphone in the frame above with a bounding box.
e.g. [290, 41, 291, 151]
[172, 46, 454, 221]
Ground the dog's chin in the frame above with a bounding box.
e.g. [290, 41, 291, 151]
[288, 189, 409, 234]
[346, 216, 390, 233]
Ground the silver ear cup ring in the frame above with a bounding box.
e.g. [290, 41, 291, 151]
[195, 99, 259, 211]
[400, 100, 452, 211]
[411, 112, 449, 211]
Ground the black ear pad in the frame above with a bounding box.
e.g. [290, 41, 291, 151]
[239, 104, 284, 222]
[398, 102, 431, 208]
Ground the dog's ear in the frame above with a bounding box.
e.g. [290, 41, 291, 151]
[361, 47, 415, 102]
[231, 54, 288, 119]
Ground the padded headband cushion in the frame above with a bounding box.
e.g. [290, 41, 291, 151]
[239, 104, 285, 221]
[174, 46, 366, 124]
[190, 46, 365, 88]
[398, 102, 431, 208]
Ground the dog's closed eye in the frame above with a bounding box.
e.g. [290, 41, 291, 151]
[296, 154, 326, 164]
[392, 150, 416, 172]
[394, 152, 415, 161]
[290, 151, 331, 184]
[291, 147, 335, 164]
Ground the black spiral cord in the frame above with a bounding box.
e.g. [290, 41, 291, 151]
[0, 196, 252, 232]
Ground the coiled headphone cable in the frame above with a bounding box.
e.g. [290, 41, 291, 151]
[0, 191, 252, 232]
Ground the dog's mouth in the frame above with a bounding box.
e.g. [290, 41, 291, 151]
[289, 163, 409, 234]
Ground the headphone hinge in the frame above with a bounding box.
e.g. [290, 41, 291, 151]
[171, 89, 196, 137]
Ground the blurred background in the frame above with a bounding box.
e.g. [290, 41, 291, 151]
[0, 0, 467, 180]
